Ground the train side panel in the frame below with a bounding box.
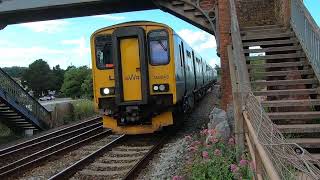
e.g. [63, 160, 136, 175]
[173, 35, 185, 104]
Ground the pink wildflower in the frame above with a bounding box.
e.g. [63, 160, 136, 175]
[172, 176, 183, 180]
[208, 129, 216, 135]
[202, 151, 209, 159]
[239, 159, 247, 166]
[214, 149, 222, 156]
[209, 137, 219, 144]
[185, 135, 192, 141]
[228, 137, 235, 145]
[230, 164, 238, 173]
[188, 146, 198, 152]
[200, 129, 208, 136]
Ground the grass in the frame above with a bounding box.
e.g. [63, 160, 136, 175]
[63, 99, 96, 124]
[249, 59, 266, 91]
[0, 123, 21, 145]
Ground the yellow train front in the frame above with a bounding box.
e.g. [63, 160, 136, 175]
[91, 21, 216, 134]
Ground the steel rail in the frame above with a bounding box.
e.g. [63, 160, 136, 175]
[0, 116, 101, 155]
[0, 121, 102, 162]
[48, 134, 126, 180]
[0, 127, 111, 178]
[122, 135, 168, 180]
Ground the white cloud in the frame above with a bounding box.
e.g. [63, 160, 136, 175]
[93, 14, 126, 21]
[61, 36, 90, 59]
[177, 29, 217, 51]
[209, 58, 220, 67]
[0, 37, 92, 69]
[20, 20, 69, 33]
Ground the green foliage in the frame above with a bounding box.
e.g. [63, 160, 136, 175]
[2, 66, 28, 78]
[71, 99, 96, 123]
[81, 73, 93, 99]
[182, 130, 254, 180]
[250, 60, 266, 91]
[22, 59, 54, 97]
[214, 65, 221, 78]
[51, 65, 65, 92]
[61, 66, 92, 98]
[0, 123, 21, 145]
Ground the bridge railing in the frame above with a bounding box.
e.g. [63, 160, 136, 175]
[291, 0, 320, 81]
[0, 68, 50, 128]
[228, 0, 320, 179]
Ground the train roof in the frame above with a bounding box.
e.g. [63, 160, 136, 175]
[92, 21, 215, 69]
[92, 21, 173, 35]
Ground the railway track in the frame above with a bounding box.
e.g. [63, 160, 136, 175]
[49, 134, 167, 180]
[0, 116, 109, 178]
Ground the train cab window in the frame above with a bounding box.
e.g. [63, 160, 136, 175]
[148, 30, 169, 65]
[95, 35, 113, 69]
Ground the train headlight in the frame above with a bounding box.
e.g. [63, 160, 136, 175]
[159, 84, 166, 91]
[152, 84, 169, 92]
[103, 88, 110, 95]
[100, 87, 115, 96]
[153, 85, 159, 91]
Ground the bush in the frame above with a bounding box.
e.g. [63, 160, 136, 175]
[71, 99, 96, 122]
[176, 129, 253, 180]
[0, 123, 21, 145]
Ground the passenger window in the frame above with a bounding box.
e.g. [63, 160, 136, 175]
[95, 35, 113, 69]
[149, 30, 169, 65]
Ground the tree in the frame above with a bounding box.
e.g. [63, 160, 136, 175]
[81, 72, 93, 99]
[22, 59, 53, 97]
[51, 65, 65, 92]
[215, 64, 221, 78]
[61, 66, 91, 98]
[2, 66, 28, 78]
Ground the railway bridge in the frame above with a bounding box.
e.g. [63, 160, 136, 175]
[1, 0, 320, 179]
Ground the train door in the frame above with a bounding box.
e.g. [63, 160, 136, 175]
[180, 42, 187, 95]
[112, 27, 149, 105]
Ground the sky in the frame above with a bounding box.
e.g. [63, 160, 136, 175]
[0, 1, 318, 69]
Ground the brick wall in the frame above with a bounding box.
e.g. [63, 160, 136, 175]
[236, 0, 276, 27]
[199, 0, 217, 11]
[274, 0, 291, 27]
[217, 0, 232, 110]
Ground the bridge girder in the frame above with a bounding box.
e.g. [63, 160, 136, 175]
[0, 0, 156, 25]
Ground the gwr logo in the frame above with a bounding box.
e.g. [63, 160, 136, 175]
[125, 74, 140, 80]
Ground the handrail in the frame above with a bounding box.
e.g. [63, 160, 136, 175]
[0, 67, 50, 127]
[229, 0, 251, 96]
[291, 0, 320, 81]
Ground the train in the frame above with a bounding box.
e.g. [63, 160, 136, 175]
[91, 21, 217, 134]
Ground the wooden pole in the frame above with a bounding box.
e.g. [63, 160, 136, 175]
[228, 45, 245, 156]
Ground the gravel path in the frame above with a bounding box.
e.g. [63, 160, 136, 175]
[137, 85, 220, 179]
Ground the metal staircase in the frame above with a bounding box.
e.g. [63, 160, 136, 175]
[0, 68, 50, 132]
[242, 24, 320, 157]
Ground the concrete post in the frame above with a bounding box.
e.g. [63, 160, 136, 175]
[24, 129, 34, 137]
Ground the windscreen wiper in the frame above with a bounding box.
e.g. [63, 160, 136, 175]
[157, 40, 167, 51]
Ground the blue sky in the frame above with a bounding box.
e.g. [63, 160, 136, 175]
[0, 1, 318, 69]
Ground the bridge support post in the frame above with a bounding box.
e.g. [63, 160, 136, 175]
[24, 129, 34, 137]
[227, 45, 244, 158]
[217, 0, 233, 110]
